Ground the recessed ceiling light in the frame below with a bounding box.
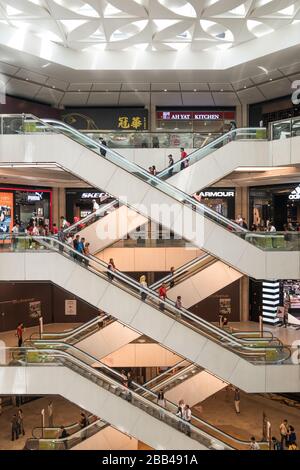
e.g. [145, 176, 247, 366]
[134, 88, 138, 92]
[244, 85, 247, 88]
[220, 88, 224, 91]
[164, 89, 167, 92]
[52, 85, 56, 88]
[193, 89, 197, 92]
[25, 78, 29, 81]
[78, 89, 81, 92]
[269, 78, 273, 81]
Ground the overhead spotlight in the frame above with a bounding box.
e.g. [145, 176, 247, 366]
[193, 89, 197, 92]
[244, 85, 247, 88]
[164, 89, 167, 92]
[78, 89, 81, 92]
[52, 85, 56, 88]
[26, 78, 29, 81]
[220, 88, 223, 92]
[269, 78, 273, 81]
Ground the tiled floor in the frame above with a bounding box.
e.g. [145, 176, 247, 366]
[0, 395, 86, 450]
[193, 387, 300, 444]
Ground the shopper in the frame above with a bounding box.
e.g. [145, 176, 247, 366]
[79, 412, 88, 440]
[11, 414, 19, 441]
[52, 223, 58, 235]
[17, 408, 25, 436]
[139, 275, 148, 301]
[183, 404, 192, 436]
[157, 390, 167, 419]
[152, 136, 159, 148]
[175, 296, 182, 318]
[121, 369, 128, 388]
[11, 222, 19, 249]
[267, 221, 276, 232]
[287, 425, 297, 449]
[168, 154, 174, 177]
[176, 399, 185, 419]
[92, 199, 100, 211]
[271, 436, 281, 450]
[180, 148, 187, 171]
[60, 426, 69, 449]
[234, 387, 240, 414]
[249, 436, 260, 450]
[60, 216, 69, 229]
[100, 137, 107, 157]
[242, 218, 248, 229]
[48, 401, 54, 427]
[107, 258, 116, 281]
[158, 283, 167, 311]
[16, 322, 24, 347]
[152, 165, 157, 176]
[279, 419, 288, 449]
[169, 266, 175, 288]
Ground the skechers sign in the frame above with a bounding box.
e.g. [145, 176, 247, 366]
[80, 192, 109, 199]
[289, 185, 300, 200]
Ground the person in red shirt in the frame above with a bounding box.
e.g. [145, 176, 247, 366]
[52, 223, 58, 235]
[180, 147, 187, 171]
[158, 283, 167, 311]
[16, 323, 24, 347]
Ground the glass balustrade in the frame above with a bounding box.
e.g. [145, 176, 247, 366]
[0, 114, 299, 251]
[270, 116, 300, 140]
[0, 234, 291, 365]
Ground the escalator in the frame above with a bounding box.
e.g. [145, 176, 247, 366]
[0, 234, 296, 393]
[63, 200, 147, 254]
[150, 255, 243, 307]
[1, 114, 299, 279]
[0, 344, 231, 450]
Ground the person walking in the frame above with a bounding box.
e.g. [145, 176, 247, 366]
[100, 138, 107, 157]
[180, 148, 187, 171]
[249, 436, 260, 450]
[17, 409, 25, 436]
[79, 412, 88, 440]
[169, 266, 175, 288]
[11, 414, 19, 441]
[279, 419, 288, 449]
[156, 390, 167, 419]
[176, 399, 185, 431]
[84, 242, 90, 267]
[107, 258, 116, 281]
[287, 425, 297, 449]
[158, 283, 167, 311]
[168, 154, 174, 177]
[234, 387, 240, 414]
[183, 404, 192, 436]
[48, 401, 54, 427]
[139, 275, 148, 301]
[16, 322, 24, 347]
[175, 296, 182, 318]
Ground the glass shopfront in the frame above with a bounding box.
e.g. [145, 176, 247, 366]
[66, 188, 114, 222]
[249, 183, 300, 231]
[0, 185, 52, 233]
[196, 187, 235, 220]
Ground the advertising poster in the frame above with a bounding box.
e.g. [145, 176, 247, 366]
[0, 192, 13, 237]
[65, 299, 77, 316]
[29, 300, 42, 319]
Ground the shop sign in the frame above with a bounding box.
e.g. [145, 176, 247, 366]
[62, 108, 148, 131]
[288, 185, 300, 200]
[157, 111, 235, 121]
[199, 190, 235, 198]
[27, 192, 43, 202]
[29, 300, 42, 319]
[80, 192, 109, 199]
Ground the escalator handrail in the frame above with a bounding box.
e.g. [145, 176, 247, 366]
[31, 414, 97, 439]
[63, 200, 118, 234]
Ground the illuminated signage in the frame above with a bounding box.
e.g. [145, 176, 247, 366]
[27, 192, 43, 202]
[200, 190, 235, 198]
[157, 111, 235, 121]
[288, 185, 300, 200]
[81, 192, 109, 199]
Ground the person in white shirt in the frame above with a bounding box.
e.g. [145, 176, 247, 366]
[249, 436, 260, 450]
[183, 404, 192, 436]
[11, 223, 19, 249]
[280, 419, 288, 449]
[267, 221, 276, 232]
[92, 199, 100, 212]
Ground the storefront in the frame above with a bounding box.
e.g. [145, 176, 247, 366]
[156, 108, 236, 136]
[249, 183, 300, 230]
[0, 185, 52, 233]
[66, 188, 113, 222]
[198, 187, 235, 220]
[249, 95, 300, 128]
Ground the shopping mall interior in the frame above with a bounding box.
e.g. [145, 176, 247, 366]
[1, 0, 300, 455]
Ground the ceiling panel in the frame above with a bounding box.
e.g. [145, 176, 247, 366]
[119, 92, 150, 105]
[231, 78, 254, 91]
[258, 78, 293, 100]
[151, 83, 180, 91]
[209, 83, 234, 92]
[61, 92, 89, 106]
[151, 92, 182, 105]
[212, 92, 240, 106]
[121, 83, 151, 91]
[0, 62, 19, 75]
[181, 92, 214, 106]
[46, 78, 69, 91]
[278, 62, 300, 76]
[5, 79, 41, 99]
[87, 92, 119, 105]
[15, 69, 48, 84]
[237, 87, 266, 104]
[251, 69, 284, 85]
[35, 87, 64, 105]
[180, 83, 210, 91]
[92, 83, 122, 91]
[68, 83, 93, 92]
